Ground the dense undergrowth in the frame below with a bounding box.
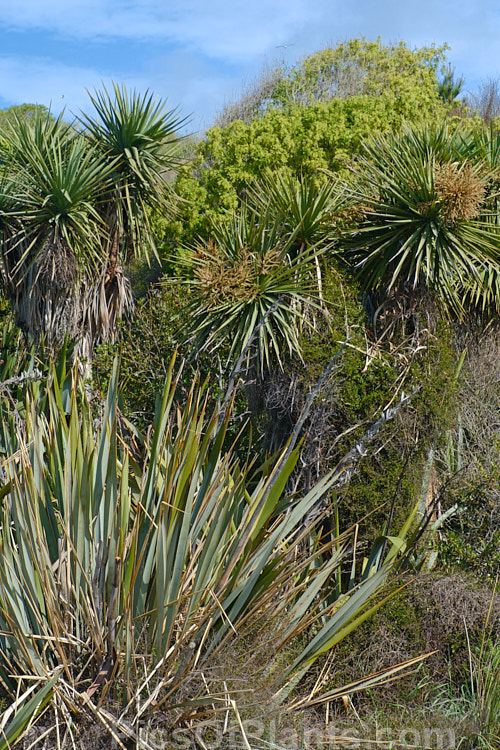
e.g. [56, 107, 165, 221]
[0, 38, 499, 750]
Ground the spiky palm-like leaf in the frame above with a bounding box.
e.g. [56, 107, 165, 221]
[0, 114, 115, 346]
[4, 113, 108, 264]
[346, 124, 500, 314]
[176, 206, 323, 375]
[0, 85, 186, 353]
[80, 83, 187, 260]
[456, 123, 500, 172]
[176, 173, 346, 376]
[247, 170, 347, 252]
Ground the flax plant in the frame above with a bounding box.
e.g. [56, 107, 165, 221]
[0, 358, 424, 742]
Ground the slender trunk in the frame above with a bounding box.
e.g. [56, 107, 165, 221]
[104, 207, 121, 296]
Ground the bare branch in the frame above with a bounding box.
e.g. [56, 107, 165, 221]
[302, 388, 419, 528]
[0, 369, 43, 393]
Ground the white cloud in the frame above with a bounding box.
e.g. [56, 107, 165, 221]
[0, 0, 321, 63]
[0, 55, 148, 117]
[0, 0, 498, 82]
[329, 0, 500, 86]
[0, 1, 499, 130]
[0, 50, 235, 133]
[0, 0, 328, 126]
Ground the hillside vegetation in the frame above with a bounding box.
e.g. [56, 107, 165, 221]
[0, 38, 499, 749]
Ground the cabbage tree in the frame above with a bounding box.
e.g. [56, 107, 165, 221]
[0, 84, 185, 357]
[175, 172, 345, 377]
[346, 124, 500, 316]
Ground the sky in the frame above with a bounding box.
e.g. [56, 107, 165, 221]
[0, 1, 498, 135]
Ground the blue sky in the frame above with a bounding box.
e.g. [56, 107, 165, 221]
[0, 1, 498, 134]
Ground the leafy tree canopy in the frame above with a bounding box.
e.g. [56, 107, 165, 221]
[274, 37, 447, 107]
[159, 39, 458, 247]
[217, 37, 451, 126]
[0, 102, 54, 127]
[0, 104, 55, 152]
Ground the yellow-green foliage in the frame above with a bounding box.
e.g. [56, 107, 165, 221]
[161, 38, 454, 246]
[167, 97, 444, 244]
[276, 38, 449, 114]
